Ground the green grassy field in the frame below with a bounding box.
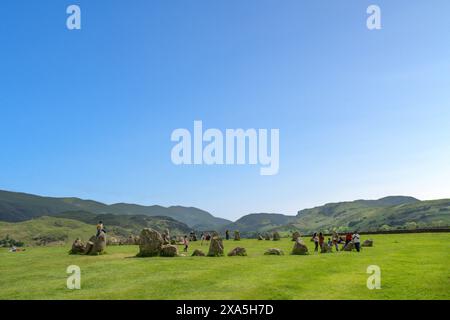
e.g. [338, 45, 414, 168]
[0, 233, 449, 300]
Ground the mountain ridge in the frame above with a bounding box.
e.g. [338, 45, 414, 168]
[0, 189, 231, 229]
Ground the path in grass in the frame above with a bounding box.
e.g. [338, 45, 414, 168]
[0, 233, 449, 299]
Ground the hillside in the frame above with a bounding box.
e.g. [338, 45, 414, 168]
[220, 213, 297, 237]
[218, 196, 450, 236]
[292, 197, 450, 233]
[51, 210, 191, 236]
[0, 212, 192, 246]
[0, 216, 96, 246]
[0, 190, 230, 229]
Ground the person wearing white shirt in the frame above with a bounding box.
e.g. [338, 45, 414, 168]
[352, 232, 361, 252]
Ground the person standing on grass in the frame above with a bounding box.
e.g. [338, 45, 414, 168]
[352, 231, 361, 252]
[312, 232, 319, 252]
[319, 232, 325, 251]
[183, 235, 189, 252]
[344, 232, 352, 249]
[332, 231, 339, 251]
[225, 230, 230, 240]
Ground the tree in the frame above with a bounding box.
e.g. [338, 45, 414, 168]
[404, 222, 418, 230]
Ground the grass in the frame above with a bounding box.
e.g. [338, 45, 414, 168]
[0, 233, 449, 300]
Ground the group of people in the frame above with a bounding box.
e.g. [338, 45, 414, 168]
[311, 231, 361, 252]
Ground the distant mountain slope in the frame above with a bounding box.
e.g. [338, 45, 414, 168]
[0, 216, 95, 245]
[52, 210, 191, 236]
[0, 212, 192, 246]
[220, 213, 296, 236]
[293, 197, 450, 233]
[0, 190, 231, 229]
[218, 196, 449, 236]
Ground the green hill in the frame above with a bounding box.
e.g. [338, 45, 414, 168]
[51, 210, 191, 236]
[0, 212, 192, 246]
[0, 216, 96, 246]
[292, 197, 450, 233]
[0, 190, 230, 229]
[220, 213, 296, 237]
[218, 197, 450, 236]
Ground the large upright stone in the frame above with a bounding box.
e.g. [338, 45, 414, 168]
[137, 228, 164, 257]
[292, 239, 309, 255]
[160, 244, 178, 257]
[85, 233, 106, 255]
[208, 235, 224, 257]
[272, 231, 281, 241]
[234, 231, 241, 241]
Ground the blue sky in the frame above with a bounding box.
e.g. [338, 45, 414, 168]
[1, 1, 449, 220]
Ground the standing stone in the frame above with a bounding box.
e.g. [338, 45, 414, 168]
[264, 234, 271, 240]
[272, 231, 281, 241]
[362, 239, 373, 247]
[234, 231, 241, 241]
[90, 232, 106, 255]
[160, 244, 178, 257]
[292, 231, 301, 241]
[228, 247, 247, 256]
[137, 228, 164, 257]
[292, 239, 309, 255]
[207, 235, 224, 257]
[192, 249, 206, 256]
[258, 234, 264, 240]
[70, 238, 85, 254]
[264, 248, 284, 255]
[84, 241, 94, 255]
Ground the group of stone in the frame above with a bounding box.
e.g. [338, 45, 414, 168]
[136, 228, 178, 257]
[70, 232, 107, 255]
[263, 240, 309, 256]
[137, 228, 247, 257]
[264, 232, 308, 256]
[257, 231, 281, 241]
